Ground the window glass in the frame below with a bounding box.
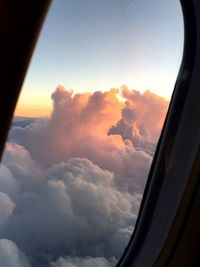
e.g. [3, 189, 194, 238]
[0, 1, 183, 266]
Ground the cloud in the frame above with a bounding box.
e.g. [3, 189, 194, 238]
[9, 87, 124, 167]
[2, 143, 44, 189]
[9, 86, 167, 165]
[8, 86, 157, 194]
[0, 86, 168, 266]
[0, 148, 139, 265]
[120, 85, 168, 143]
[0, 165, 19, 196]
[50, 256, 117, 267]
[0, 239, 30, 267]
[0, 192, 15, 226]
[108, 86, 168, 155]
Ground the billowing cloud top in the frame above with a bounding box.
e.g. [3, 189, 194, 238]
[0, 86, 168, 266]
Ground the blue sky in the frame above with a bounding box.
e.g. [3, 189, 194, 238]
[16, 0, 184, 116]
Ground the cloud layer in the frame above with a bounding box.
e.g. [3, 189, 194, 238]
[0, 86, 168, 266]
[0, 239, 30, 267]
[50, 256, 117, 267]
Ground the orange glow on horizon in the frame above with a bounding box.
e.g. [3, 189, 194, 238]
[14, 105, 51, 118]
[14, 86, 169, 119]
[14, 90, 52, 118]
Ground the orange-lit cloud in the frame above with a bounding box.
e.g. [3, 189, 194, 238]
[2, 85, 169, 266]
[10, 85, 168, 190]
[120, 85, 169, 143]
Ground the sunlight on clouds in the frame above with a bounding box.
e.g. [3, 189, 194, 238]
[0, 85, 169, 266]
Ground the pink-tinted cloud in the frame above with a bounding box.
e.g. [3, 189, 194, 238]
[119, 85, 168, 143]
[1, 85, 169, 266]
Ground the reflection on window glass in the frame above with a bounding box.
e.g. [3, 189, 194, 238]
[0, 0, 183, 266]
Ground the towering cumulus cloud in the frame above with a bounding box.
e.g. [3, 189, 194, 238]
[0, 86, 168, 266]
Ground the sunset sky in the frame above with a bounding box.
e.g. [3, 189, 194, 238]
[15, 0, 183, 117]
[1, 2, 185, 265]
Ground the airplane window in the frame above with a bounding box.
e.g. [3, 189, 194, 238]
[0, 1, 183, 266]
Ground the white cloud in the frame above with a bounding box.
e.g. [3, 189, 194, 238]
[0, 165, 19, 196]
[0, 239, 30, 267]
[0, 153, 139, 264]
[0, 192, 15, 226]
[50, 256, 117, 267]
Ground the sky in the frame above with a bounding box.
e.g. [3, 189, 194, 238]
[15, 0, 184, 117]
